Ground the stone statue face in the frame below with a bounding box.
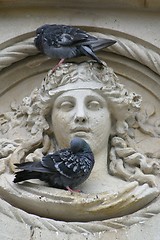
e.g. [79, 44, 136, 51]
[0, 61, 158, 224]
[51, 89, 111, 154]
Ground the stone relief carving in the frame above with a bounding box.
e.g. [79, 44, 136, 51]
[1, 33, 160, 76]
[0, 30, 160, 236]
[0, 61, 159, 226]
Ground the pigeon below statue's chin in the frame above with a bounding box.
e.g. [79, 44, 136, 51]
[34, 24, 116, 72]
[13, 137, 95, 192]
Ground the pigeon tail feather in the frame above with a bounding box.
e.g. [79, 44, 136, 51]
[91, 39, 116, 52]
[13, 170, 41, 183]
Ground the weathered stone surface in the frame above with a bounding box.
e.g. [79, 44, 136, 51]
[0, 2, 160, 240]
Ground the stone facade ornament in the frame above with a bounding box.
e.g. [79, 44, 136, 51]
[0, 27, 160, 239]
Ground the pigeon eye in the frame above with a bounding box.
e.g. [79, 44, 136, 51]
[87, 100, 101, 110]
[59, 101, 74, 111]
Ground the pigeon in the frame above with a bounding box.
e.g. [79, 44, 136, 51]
[34, 24, 116, 71]
[13, 137, 94, 192]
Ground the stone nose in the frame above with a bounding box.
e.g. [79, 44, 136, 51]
[74, 106, 88, 124]
[74, 115, 87, 123]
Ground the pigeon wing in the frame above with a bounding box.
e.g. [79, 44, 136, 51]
[79, 45, 103, 64]
[40, 24, 95, 47]
[41, 149, 87, 179]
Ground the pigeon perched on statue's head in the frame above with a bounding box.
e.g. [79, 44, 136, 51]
[34, 24, 116, 71]
[14, 137, 94, 192]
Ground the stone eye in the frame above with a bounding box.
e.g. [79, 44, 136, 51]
[87, 100, 101, 110]
[59, 101, 74, 111]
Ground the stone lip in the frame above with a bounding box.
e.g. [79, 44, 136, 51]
[0, 173, 159, 222]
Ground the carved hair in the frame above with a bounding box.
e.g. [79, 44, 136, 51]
[0, 61, 157, 186]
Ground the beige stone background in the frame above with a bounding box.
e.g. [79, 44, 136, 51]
[0, 1, 160, 239]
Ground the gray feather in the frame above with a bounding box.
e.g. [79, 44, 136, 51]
[34, 24, 116, 65]
[14, 137, 94, 191]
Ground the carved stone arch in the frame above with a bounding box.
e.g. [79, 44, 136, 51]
[0, 27, 160, 235]
[1, 28, 160, 109]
